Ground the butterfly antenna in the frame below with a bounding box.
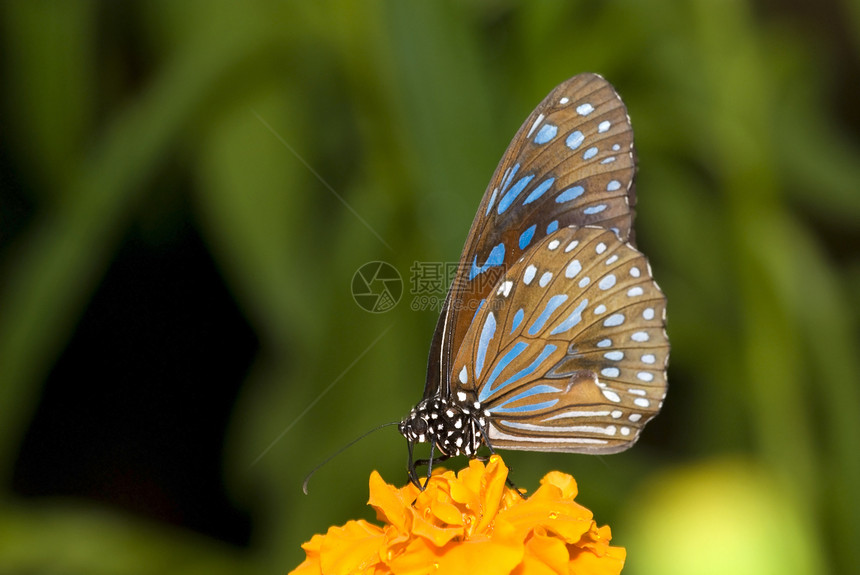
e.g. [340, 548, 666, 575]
[302, 421, 400, 494]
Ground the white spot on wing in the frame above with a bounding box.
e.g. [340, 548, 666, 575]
[604, 314, 625, 327]
[598, 274, 617, 290]
[544, 409, 611, 421]
[527, 113, 545, 138]
[524, 265, 537, 285]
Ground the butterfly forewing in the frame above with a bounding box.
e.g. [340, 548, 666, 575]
[452, 226, 668, 453]
[426, 74, 638, 399]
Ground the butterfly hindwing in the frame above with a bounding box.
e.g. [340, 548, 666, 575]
[452, 226, 668, 453]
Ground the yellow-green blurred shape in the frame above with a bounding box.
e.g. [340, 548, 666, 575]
[623, 458, 826, 575]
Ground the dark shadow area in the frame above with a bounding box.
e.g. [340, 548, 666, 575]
[12, 198, 258, 546]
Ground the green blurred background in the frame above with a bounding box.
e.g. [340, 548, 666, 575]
[2, 1, 859, 574]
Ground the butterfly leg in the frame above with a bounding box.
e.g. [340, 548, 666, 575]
[424, 441, 437, 490]
[406, 440, 421, 489]
[407, 445, 452, 490]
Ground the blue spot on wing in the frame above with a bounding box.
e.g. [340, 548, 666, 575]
[490, 400, 559, 414]
[475, 312, 496, 379]
[518, 224, 537, 250]
[489, 384, 561, 413]
[549, 299, 588, 335]
[500, 163, 519, 193]
[469, 242, 506, 280]
[534, 124, 558, 144]
[523, 177, 555, 205]
[471, 298, 485, 325]
[566, 130, 584, 150]
[528, 295, 568, 335]
[480, 343, 557, 403]
[479, 341, 529, 402]
[498, 174, 535, 214]
[485, 187, 498, 216]
[547, 220, 559, 234]
[556, 186, 584, 203]
[511, 308, 524, 333]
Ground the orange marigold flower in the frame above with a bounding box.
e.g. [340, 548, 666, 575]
[289, 455, 625, 575]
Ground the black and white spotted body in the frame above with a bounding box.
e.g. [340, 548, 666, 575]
[398, 392, 490, 458]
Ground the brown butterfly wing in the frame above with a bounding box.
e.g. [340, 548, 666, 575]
[425, 74, 637, 399]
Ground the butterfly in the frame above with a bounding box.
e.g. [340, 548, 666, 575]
[399, 73, 669, 487]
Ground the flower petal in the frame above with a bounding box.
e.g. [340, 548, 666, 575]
[577, 524, 614, 555]
[412, 514, 464, 547]
[437, 537, 524, 575]
[569, 543, 626, 575]
[385, 536, 443, 575]
[474, 455, 509, 533]
[290, 457, 626, 575]
[499, 497, 594, 543]
[520, 528, 570, 574]
[320, 520, 385, 575]
[540, 471, 579, 500]
[289, 533, 325, 575]
[432, 497, 466, 526]
[288, 558, 323, 575]
[457, 459, 488, 492]
[369, 471, 411, 532]
[301, 532, 325, 554]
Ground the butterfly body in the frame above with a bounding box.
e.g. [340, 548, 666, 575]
[399, 393, 488, 458]
[400, 74, 668, 484]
